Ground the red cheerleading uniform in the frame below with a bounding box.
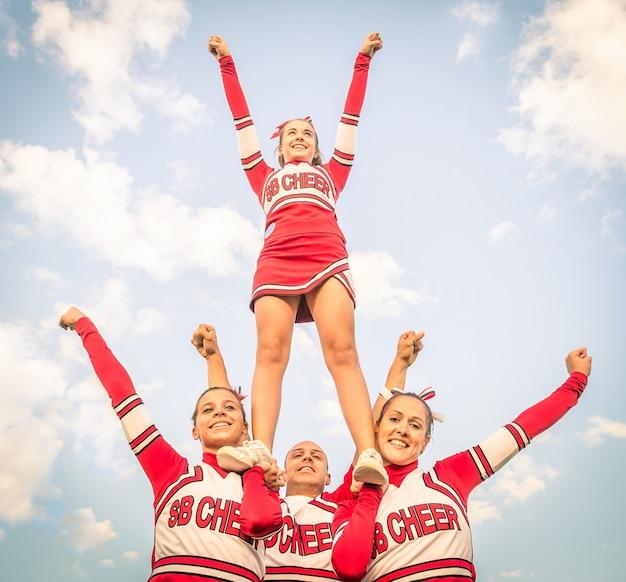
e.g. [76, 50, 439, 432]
[264, 468, 355, 581]
[75, 317, 283, 582]
[218, 52, 372, 322]
[331, 373, 588, 582]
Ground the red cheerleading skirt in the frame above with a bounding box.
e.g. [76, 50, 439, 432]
[250, 232, 356, 323]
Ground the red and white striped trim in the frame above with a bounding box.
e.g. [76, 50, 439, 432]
[468, 445, 494, 481]
[234, 115, 254, 131]
[374, 558, 475, 582]
[155, 465, 203, 520]
[252, 258, 350, 297]
[130, 425, 160, 455]
[315, 165, 339, 200]
[268, 193, 335, 215]
[505, 422, 530, 450]
[309, 498, 338, 514]
[151, 555, 260, 582]
[114, 394, 142, 419]
[333, 270, 355, 299]
[423, 469, 470, 528]
[340, 112, 360, 126]
[241, 150, 263, 171]
[331, 148, 355, 167]
[265, 565, 338, 581]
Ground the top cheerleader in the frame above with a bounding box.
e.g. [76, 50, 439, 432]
[208, 33, 387, 485]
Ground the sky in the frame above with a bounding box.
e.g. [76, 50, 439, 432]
[0, 0, 625, 580]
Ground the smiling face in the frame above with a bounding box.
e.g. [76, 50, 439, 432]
[376, 395, 431, 466]
[191, 388, 248, 453]
[284, 440, 330, 497]
[279, 119, 319, 165]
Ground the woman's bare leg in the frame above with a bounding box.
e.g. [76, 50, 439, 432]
[251, 294, 299, 451]
[306, 277, 376, 455]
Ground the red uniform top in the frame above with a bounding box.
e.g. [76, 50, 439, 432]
[217, 53, 373, 321]
[76, 317, 283, 582]
[264, 467, 355, 581]
[331, 373, 588, 582]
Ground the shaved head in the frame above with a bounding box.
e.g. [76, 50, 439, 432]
[284, 440, 331, 497]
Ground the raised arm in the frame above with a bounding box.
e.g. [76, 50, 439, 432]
[325, 32, 383, 194]
[59, 307, 187, 498]
[191, 323, 232, 388]
[439, 347, 592, 502]
[372, 330, 424, 421]
[208, 35, 272, 198]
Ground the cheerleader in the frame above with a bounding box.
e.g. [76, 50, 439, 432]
[330, 340, 592, 582]
[60, 307, 283, 582]
[207, 33, 387, 486]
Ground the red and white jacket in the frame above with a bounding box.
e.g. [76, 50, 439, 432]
[331, 373, 588, 582]
[76, 317, 283, 582]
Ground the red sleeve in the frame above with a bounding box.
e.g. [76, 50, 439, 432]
[438, 373, 588, 502]
[322, 465, 355, 504]
[238, 466, 284, 538]
[331, 485, 382, 582]
[75, 317, 187, 499]
[217, 55, 272, 198]
[324, 52, 372, 195]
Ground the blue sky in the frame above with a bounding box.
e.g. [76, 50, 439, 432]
[1, 1, 625, 581]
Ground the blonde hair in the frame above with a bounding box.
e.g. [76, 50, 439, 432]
[277, 119, 323, 167]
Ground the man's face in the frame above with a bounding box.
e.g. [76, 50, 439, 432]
[284, 440, 330, 493]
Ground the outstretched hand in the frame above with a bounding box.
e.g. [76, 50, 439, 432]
[396, 330, 425, 367]
[208, 35, 231, 60]
[191, 323, 220, 359]
[59, 306, 86, 331]
[566, 347, 592, 377]
[360, 32, 383, 57]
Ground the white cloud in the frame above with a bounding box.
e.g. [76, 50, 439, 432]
[350, 250, 438, 319]
[64, 375, 137, 477]
[0, 143, 261, 281]
[32, 0, 203, 143]
[31, 266, 66, 289]
[468, 499, 501, 523]
[61, 507, 117, 552]
[168, 159, 196, 193]
[0, 222, 31, 247]
[69, 561, 87, 579]
[0, 321, 67, 522]
[490, 454, 557, 503]
[601, 210, 625, 254]
[457, 32, 482, 62]
[578, 188, 601, 202]
[487, 221, 515, 244]
[537, 202, 556, 226]
[315, 399, 350, 438]
[133, 308, 166, 336]
[532, 431, 555, 445]
[0, 0, 22, 58]
[121, 550, 140, 561]
[500, 0, 626, 173]
[0, 528, 6, 541]
[452, 1, 499, 26]
[579, 415, 626, 446]
[99, 559, 115, 568]
[292, 327, 317, 360]
[0, 422, 64, 522]
[500, 571, 523, 578]
[0, 334, 65, 517]
[55, 278, 164, 341]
